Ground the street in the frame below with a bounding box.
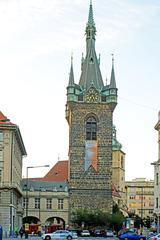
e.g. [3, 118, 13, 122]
[2, 237, 119, 240]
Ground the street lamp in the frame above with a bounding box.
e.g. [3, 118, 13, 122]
[25, 165, 49, 217]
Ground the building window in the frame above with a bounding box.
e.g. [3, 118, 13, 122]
[35, 198, 40, 209]
[0, 133, 3, 142]
[46, 199, 52, 209]
[86, 116, 97, 140]
[156, 197, 158, 208]
[0, 169, 2, 183]
[23, 198, 28, 209]
[58, 199, 64, 210]
[121, 156, 123, 168]
[0, 150, 3, 163]
[149, 210, 153, 214]
[156, 173, 159, 185]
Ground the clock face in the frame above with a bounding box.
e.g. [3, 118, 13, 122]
[85, 88, 99, 103]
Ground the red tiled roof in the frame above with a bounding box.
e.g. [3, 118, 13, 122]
[28, 160, 121, 198]
[43, 160, 68, 182]
[0, 111, 15, 126]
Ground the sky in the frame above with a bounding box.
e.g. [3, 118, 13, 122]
[0, 0, 159, 180]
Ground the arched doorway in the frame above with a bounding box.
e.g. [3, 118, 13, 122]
[23, 216, 41, 234]
[44, 217, 65, 233]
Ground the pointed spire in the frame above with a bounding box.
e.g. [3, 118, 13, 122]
[86, 0, 96, 40]
[110, 54, 116, 88]
[68, 53, 74, 86]
[79, 1, 104, 91]
[88, 0, 94, 25]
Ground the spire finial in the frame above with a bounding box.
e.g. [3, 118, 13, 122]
[111, 53, 114, 65]
[86, 0, 96, 40]
[88, 0, 94, 25]
[71, 52, 73, 64]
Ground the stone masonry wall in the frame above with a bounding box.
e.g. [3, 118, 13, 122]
[68, 102, 114, 218]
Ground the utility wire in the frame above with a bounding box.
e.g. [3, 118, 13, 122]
[119, 96, 158, 112]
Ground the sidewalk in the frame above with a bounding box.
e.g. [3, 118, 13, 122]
[3, 236, 41, 240]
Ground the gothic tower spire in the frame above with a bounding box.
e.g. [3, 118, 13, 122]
[66, 2, 118, 217]
[79, 1, 104, 91]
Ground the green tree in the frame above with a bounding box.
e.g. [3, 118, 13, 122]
[71, 207, 125, 230]
[109, 212, 125, 232]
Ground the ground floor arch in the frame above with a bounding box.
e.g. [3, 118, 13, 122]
[44, 216, 65, 233]
[22, 216, 66, 234]
[22, 216, 41, 234]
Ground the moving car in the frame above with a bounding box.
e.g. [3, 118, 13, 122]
[41, 230, 77, 240]
[119, 231, 146, 240]
[80, 230, 90, 236]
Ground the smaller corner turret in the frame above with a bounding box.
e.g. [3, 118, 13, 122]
[101, 54, 118, 110]
[107, 54, 118, 109]
[66, 55, 76, 103]
[112, 125, 122, 151]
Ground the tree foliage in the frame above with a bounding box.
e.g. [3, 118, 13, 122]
[71, 204, 125, 231]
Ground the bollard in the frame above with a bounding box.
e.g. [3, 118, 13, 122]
[0, 225, 3, 240]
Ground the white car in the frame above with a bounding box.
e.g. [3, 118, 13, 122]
[106, 230, 114, 237]
[81, 230, 90, 236]
[42, 230, 77, 240]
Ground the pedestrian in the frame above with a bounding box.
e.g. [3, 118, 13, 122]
[19, 227, 24, 238]
[14, 226, 19, 237]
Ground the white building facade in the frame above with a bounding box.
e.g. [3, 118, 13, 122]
[153, 112, 160, 229]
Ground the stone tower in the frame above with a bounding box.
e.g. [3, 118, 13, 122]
[65, 2, 117, 219]
[112, 125, 126, 210]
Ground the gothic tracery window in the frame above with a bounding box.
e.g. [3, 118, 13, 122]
[86, 116, 97, 140]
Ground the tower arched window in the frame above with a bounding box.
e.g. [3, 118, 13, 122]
[86, 116, 97, 140]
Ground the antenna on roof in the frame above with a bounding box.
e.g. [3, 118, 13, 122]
[58, 153, 60, 161]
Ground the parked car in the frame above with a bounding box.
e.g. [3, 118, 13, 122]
[41, 230, 77, 240]
[81, 230, 90, 236]
[106, 230, 114, 237]
[94, 230, 101, 237]
[119, 231, 146, 240]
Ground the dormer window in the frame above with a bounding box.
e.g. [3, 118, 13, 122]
[90, 57, 94, 63]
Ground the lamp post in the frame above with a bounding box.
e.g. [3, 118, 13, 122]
[26, 165, 49, 217]
[38, 187, 42, 222]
